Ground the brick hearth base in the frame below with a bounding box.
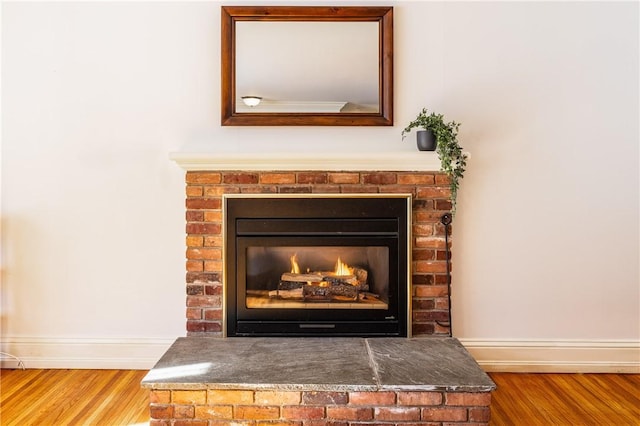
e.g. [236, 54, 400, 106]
[149, 387, 491, 425]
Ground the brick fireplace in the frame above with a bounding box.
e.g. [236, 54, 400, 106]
[184, 165, 453, 337]
[141, 152, 495, 425]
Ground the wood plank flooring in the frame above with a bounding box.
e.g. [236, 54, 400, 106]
[1, 369, 639, 425]
[490, 373, 640, 425]
[0, 369, 149, 425]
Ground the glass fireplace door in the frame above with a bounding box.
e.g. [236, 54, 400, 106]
[244, 244, 390, 310]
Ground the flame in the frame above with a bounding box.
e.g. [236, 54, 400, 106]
[290, 254, 300, 274]
[334, 257, 353, 276]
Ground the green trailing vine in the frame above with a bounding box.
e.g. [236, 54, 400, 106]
[402, 108, 468, 215]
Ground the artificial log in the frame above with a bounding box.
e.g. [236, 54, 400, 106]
[324, 276, 369, 292]
[271, 266, 369, 301]
[280, 267, 369, 290]
[353, 268, 368, 284]
[270, 284, 358, 300]
[278, 281, 305, 290]
[268, 288, 303, 299]
[269, 286, 381, 302]
[303, 283, 357, 299]
[281, 273, 323, 283]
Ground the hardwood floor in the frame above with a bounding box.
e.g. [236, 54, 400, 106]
[490, 373, 640, 425]
[0, 370, 638, 425]
[0, 369, 149, 425]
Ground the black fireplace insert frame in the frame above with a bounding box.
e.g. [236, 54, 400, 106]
[223, 194, 411, 337]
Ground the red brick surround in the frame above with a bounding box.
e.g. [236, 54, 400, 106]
[149, 389, 491, 425]
[184, 170, 452, 337]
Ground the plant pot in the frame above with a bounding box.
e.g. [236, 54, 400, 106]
[416, 130, 436, 151]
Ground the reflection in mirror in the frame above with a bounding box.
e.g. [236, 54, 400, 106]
[235, 21, 379, 114]
[221, 6, 393, 126]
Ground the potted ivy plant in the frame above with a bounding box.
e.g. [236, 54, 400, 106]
[402, 108, 468, 214]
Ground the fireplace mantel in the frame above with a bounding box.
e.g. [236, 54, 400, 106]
[169, 151, 443, 171]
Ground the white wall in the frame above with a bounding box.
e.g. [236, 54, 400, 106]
[1, 1, 638, 371]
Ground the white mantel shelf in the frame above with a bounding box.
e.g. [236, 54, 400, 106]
[169, 151, 445, 172]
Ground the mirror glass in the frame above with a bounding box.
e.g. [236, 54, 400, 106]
[235, 21, 379, 114]
[221, 6, 393, 126]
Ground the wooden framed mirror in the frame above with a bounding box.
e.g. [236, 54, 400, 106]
[221, 6, 393, 126]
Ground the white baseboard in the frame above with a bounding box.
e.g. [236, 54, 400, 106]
[0, 336, 176, 370]
[459, 338, 640, 373]
[2, 336, 639, 373]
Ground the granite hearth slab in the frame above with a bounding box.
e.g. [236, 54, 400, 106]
[141, 337, 495, 393]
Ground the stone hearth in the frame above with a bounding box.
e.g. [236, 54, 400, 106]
[142, 337, 495, 425]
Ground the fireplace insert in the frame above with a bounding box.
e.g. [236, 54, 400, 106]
[224, 195, 410, 337]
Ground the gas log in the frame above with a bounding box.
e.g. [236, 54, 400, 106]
[269, 267, 371, 301]
[303, 282, 357, 299]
